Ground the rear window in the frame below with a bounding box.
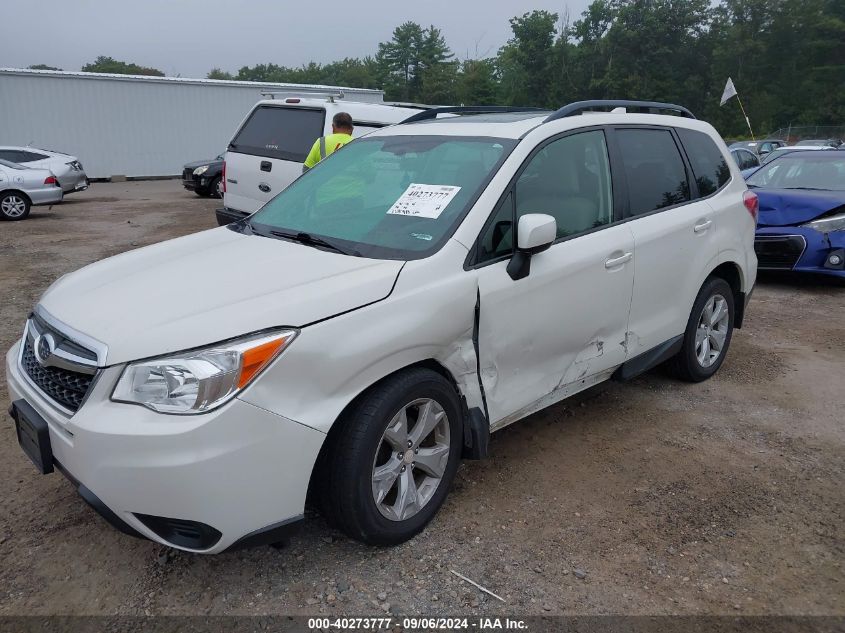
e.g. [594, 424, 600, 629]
[678, 128, 731, 196]
[616, 128, 691, 216]
[230, 106, 325, 162]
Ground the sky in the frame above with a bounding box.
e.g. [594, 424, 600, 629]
[5, 0, 592, 79]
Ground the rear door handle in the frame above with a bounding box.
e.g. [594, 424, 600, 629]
[260, 161, 272, 172]
[605, 252, 632, 268]
[694, 219, 713, 233]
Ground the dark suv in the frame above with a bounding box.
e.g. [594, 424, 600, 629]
[182, 154, 224, 198]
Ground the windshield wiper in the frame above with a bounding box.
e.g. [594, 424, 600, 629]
[269, 230, 359, 256]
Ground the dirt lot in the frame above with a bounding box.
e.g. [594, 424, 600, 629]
[0, 181, 842, 617]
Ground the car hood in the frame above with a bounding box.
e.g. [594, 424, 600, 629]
[183, 159, 222, 170]
[39, 228, 404, 364]
[755, 189, 845, 227]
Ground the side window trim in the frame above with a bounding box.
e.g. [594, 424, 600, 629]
[466, 125, 618, 270]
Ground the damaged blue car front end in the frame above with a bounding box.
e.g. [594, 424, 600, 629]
[748, 152, 845, 279]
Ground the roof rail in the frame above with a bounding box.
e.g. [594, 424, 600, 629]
[545, 100, 696, 122]
[260, 90, 345, 102]
[400, 106, 547, 124]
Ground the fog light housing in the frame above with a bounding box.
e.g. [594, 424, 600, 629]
[824, 248, 845, 270]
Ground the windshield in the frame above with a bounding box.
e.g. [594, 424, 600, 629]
[249, 135, 516, 259]
[747, 154, 845, 190]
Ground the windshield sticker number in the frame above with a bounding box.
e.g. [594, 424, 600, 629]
[386, 183, 461, 219]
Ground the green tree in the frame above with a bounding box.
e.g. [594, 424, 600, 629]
[81, 56, 164, 76]
[457, 59, 498, 105]
[207, 68, 234, 80]
[376, 22, 425, 100]
[497, 11, 559, 107]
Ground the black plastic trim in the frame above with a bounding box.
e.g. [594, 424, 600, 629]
[134, 513, 222, 550]
[53, 461, 145, 540]
[612, 334, 684, 382]
[226, 516, 305, 551]
[217, 207, 249, 226]
[545, 100, 696, 122]
[462, 407, 490, 460]
[735, 287, 753, 329]
[11, 400, 54, 474]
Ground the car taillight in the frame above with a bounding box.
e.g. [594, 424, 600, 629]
[222, 161, 226, 193]
[44, 176, 57, 185]
[743, 190, 758, 222]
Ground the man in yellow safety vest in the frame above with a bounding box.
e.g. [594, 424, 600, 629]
[302, 112, 354, 172]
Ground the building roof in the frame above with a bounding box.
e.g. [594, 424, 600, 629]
[0, 67, 384, 96]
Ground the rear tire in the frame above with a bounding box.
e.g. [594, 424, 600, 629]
[668, 277, 735, 382]
[317, 368, 463, 545]
[0, 192, 30, 221]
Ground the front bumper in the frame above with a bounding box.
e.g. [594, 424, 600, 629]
[755, 227, 845, 278]
[6, 340, 325, 553]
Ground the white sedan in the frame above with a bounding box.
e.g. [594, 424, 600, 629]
[0, 146, 88, 194]
[0, 159, 63, 220]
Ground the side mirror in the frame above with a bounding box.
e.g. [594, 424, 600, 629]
[507, 213, 557, 281]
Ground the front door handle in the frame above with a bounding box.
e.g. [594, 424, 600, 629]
[605, 252, 633, 268]
[694, 219, 713, 233]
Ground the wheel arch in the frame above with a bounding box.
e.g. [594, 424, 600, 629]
[305, 358, 464, 504]
[1, 189, 32, 205]
[706, 260, 747, 328]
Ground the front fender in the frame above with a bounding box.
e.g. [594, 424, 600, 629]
[240, 263, 481, 434]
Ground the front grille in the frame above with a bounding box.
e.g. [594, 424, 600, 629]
[182, 168, 194, 181]
[755, 235, 806, 270]
[21, 339, 95, 413]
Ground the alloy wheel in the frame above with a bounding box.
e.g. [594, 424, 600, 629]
[695, 293, 730, 367]
[371, 398, 451, 522]
[1, 196, 27, 218]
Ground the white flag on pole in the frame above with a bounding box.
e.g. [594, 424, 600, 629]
[720, 77, 738, 106]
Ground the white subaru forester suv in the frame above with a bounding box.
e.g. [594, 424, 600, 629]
[7, 101, 757, 553]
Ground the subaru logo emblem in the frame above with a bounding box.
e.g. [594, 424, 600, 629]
[33, 333, 56, 367]
[258, 182, 271, 193]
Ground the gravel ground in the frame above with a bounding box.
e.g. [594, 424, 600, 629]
[0, 181, 842, 617]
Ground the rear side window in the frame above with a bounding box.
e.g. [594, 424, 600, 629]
[20, 151, 48, 162]
[678, 128, 731, 196]
[616, 129, 690, 216]
[230, 106, 325, 162]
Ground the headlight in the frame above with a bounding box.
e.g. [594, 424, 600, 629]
[112, 329, 297, 414]
[193, 165, 209, 176]
[802, 212, 845, 233]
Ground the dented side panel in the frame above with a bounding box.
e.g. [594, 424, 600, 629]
[475, 223, 636, 426]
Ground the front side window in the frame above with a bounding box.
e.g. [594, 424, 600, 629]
[230, 106, 325, 162]
[677, 128, 731, 196]
[616, 129, 690, 215]
[250, 135, 516, 259]
[514, 130, 614, 239]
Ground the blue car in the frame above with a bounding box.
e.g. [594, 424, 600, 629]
[747, 151, 845, 279]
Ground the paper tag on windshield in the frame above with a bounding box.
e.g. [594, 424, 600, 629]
[386, 183, 461, 219]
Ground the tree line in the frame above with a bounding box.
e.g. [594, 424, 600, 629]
[33, 0, 844, 137]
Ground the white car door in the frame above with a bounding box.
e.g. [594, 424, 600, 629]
[472, 129, 635, 428]
[612, 126, 720, 357]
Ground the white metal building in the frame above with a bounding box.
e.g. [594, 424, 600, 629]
[0, 68, 385, 179]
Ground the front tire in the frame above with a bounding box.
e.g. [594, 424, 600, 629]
[318, 368, 463, 545]
[0, 192, 31, 221]
[668, 277, 735, 382]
